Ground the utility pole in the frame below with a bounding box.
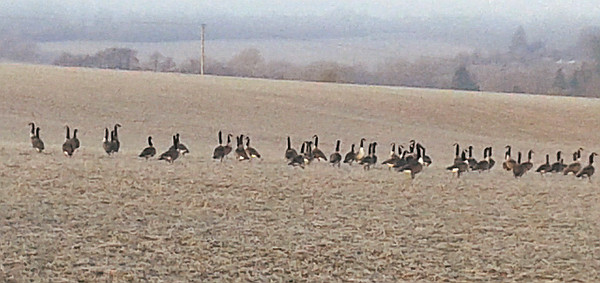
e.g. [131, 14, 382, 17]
[200, 24, 206, 75]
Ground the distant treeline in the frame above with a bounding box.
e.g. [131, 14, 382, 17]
[4, 25, 600, 97]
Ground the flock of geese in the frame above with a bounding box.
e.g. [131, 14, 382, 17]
[446, 144, 597, 181]
[285, 136, 432, 178]
[25, 122, 596, 181]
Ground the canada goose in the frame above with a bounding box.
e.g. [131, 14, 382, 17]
[392, 149, 410, 169]
[360, 142, 378, 170]
[535, 154, 551, 175]
[109, 130, 119, 153]
[245, 136, 261, 159]
[28, 123, 44, 152]
[404, 140, 417, 162]
[550, 151, 567, 173]
[139, 136, 156, 160]
[359, 143, 373, 168]
[28, 122, 35, 138]
[212, 131, 226, 161]
[576, 152, 598, 180]
[355, 138, 367, 162]
[452, 143, 462, 165]
[399, 143, 424, 179]
[329, 140, 342, 167]
[223, 134, 233, 158]
[474, 148, 489, 172]
[382, 143, 401, 169]
[512, 152, 527, 178]
[169, 133, 189, 155]
[467, 146, 477, 170]
[502, 145, 516, 171]
[447, 150, 469, 178]
[111, 124, 121, 153]
[521, 150, 534, 172]
[234, 135, 250, 161]
[71, 129, 80, 150]
[487, 147, 495, 170]
[62, 126, 75, 157]
[417, 143, 431, 166]
[285, 136, 298, 161]
[303, 141, 314, 165]
[564, 149, 583, 175]
[310, 135, 327, 161]
[102, 128, 112, 155]
[159, 135, 180, 163]
[343, 144, 356, 164]
[288, 142, 305, 168]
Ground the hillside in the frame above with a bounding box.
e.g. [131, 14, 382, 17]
[1, 64, 599, 281]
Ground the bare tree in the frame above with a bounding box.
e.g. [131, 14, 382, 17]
[226, 48, 265, 77]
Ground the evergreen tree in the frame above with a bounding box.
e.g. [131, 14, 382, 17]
[552, 68, 567, 90]
[451, 66, 479, 91]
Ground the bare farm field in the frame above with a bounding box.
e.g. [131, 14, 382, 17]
[1, 64, 600, 281]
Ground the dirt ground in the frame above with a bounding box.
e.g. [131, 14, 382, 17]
[1, 64, 599, 281]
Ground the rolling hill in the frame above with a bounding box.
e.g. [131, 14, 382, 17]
[1, 63, 599, 281]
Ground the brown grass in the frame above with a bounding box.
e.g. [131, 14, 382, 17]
[1, 63, 600, 281]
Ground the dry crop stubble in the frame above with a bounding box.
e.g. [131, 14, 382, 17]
[1, 64, 600, 281]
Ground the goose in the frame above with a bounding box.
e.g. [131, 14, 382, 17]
[576, 152, 598, 180]
[398, 144, 424, 179]
[62, 126, 75, 157]
[343, 144, 356, 165]
[474, 148, 489, 172]
[310, 135, 327, 161]
[404, 140, 417, 162]
[392, 149, 410, 169]
[285, 136, 298, 161]
[288, 142, 305, 168]
[355, 138, 367, 162]
[550, 151, 567, 173]
[360, 142, 378, 170]
[382, 143, 401, 169]
[303, 141, 314, 165]
[212, 131, 226, 161]
[159, 135, 180, 163]
[502, 145, 516, 171]
[521, 150, 534, 172]
[564, 149, 583, 175]
[417, 143, 432, 166]
[487, 147, 495, 170]
[512, 152, 527, 178]
[71, 129, 80, 150]
[102, 128, 112, 155]
[245, 136, 261, 159]
[28, 123, 44, 152]
[28, 122, 35, 139]
[447, 150, 469, 178]
[535, 154, 551, 175]
[360, 142, 373, 170]
[170, 133, 189, 155]
[467, 146, 477, 170]
[139, 136, 156, 160]
[223, 134, 233, 158]
[452, 143, 462, 165]
[109, 130, 119, 154]
[234, 135, 250, 161]
[111, 124, 122, 153]
[329, 140, 342, 167]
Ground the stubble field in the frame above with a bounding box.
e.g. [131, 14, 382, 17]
[1, 64, 600, 281]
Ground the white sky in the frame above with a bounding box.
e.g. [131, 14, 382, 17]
[3, 0, 600, 22]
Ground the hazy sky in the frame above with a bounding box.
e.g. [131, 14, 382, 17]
[3, 0, 600, 22]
